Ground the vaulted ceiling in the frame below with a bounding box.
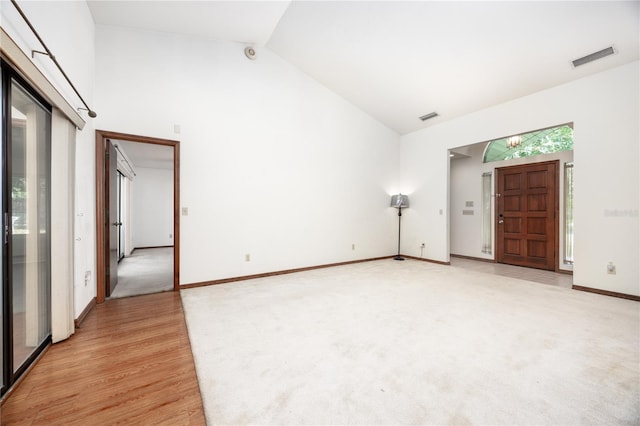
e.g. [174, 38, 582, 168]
[88, 1, 640, 135]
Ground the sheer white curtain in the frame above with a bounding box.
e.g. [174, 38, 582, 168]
[2, 24, 82, 345]
[51, 108, 75, 342]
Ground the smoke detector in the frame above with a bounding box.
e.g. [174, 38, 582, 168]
[244, 46, 257, 60]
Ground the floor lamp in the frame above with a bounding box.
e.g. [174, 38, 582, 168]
[391, 193, 409, 261]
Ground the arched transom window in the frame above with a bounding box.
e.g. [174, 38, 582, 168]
[483, 124, 574, 163]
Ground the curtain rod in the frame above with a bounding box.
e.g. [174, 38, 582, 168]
[113, 143, 137, 178]
[10, 0, 97, 118]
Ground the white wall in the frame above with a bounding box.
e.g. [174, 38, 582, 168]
[1, 1, 97, 318]
[2, 1, 636, 319]
[450, 143, 574, 272]
[450, 143, 489, 260]
[131, 167, 174, 248]
[401, 61, 639, 296]
[94, 25, 400, 285]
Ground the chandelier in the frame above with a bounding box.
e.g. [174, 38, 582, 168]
[507, 135, 521, 148]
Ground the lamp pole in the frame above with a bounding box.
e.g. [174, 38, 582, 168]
[394, 206, 404, 261]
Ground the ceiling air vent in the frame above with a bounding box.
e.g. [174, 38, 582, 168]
[572, 46, 615, 68]
[419, 112, 438, 121]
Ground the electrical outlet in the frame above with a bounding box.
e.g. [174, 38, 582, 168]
[352, 243, 355, 250]
[245, 254, 251, 262]
[182, 207, 189, 216]
[84, 270, 91, 287]
[607, 262, 616, 275]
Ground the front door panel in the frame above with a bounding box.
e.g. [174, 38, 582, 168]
[496, 161, 557, 270]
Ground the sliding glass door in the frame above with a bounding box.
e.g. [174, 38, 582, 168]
[118, 171, 126, 261]
[1, 60, 52, 393]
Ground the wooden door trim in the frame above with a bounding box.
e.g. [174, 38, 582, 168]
[95, 130, 180, 304]
[495, 160, 560, 271]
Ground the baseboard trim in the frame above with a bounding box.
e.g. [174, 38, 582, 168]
[181, 256, 395, 289]
[133, 245, 174, 251]
[402, 255, 450, 265]
[450, 254, 495, 263]
[75, 297, 96, 329]
[572, 285, 639, 302]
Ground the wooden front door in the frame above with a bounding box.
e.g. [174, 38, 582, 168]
[496, 161, 558, 271]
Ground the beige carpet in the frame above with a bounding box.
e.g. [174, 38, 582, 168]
[181, 259, 640, 425]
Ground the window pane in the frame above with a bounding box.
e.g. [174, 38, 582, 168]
[484, 124, 573, 163]
[0, 68, 3, 388]
[564, 163, 574, 264]
[10, 80, 51, 372]
[481, 172, 492, 254]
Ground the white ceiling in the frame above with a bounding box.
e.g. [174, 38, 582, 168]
[114, 140, 174, 170]
[88, 1, 640, 135]
[87, 1, 291, 45]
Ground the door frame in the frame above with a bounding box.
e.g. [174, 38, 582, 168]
[494, 159, 559, 271]
[95, 130, 180, 304]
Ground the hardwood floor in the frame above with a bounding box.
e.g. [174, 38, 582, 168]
[0, 292, 206, 425]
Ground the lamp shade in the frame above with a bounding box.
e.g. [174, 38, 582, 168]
[390, 193, 409, 208]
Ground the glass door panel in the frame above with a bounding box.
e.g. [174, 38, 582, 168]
[118, 171, 125, 261]
[10, 79, 51, 373]
[0, 67, 3, 390]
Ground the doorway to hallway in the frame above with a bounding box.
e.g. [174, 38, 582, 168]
[95, 130, 180, 303]
[448, 124, 574, 275]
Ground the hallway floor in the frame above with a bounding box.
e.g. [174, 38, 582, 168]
[110, 247, 174, 299]
[449, 256, 573, 288]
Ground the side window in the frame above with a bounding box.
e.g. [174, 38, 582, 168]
[481, 172, 492, 254]
[564, 162, 574, 264]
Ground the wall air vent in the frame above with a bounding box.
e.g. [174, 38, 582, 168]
[571, 46, 615, 68]
[419, 112, 438, 121]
